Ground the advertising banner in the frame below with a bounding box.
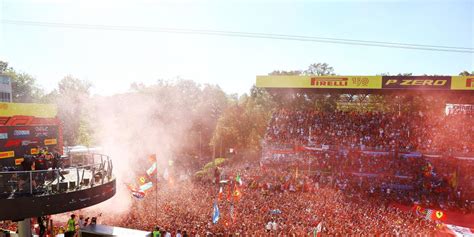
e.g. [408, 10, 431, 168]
[0, 151, 15, 159]
[382, 76, 451, 90]
[44, 138, 57, 145]
[256, 76, 382, 89]
[451, 76, 474, 90]
[0, 102, 57, 118]
[257, 75, 474, 92]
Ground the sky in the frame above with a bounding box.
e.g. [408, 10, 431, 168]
[0, 0, 473, 96]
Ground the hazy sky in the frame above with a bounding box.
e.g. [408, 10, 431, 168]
[1, 0, 473, 95]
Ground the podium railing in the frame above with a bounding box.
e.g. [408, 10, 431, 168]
[0, 154, 113, 198]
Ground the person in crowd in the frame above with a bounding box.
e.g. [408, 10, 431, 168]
[65, 214, 76, 237]
[152, 226, 161, 237]
[78, 215, 89, 229]
[51, 149, 65, 181]
[37, 216, 46, 237]
[163, 229, 172, 237]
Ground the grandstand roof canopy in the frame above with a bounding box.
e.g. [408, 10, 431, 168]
[256, 76, 474, 96]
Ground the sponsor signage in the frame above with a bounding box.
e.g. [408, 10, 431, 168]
[382, 76, 451, 90]
[44, 138, 57, 145]
[310, 76, 380, 89]
[22, 139, 39, 146]
[256, 76, 382, 89]
[451, 76, 474, 90]
[35, 126, 49, 137]
[5, 139, 21, 148]
[0, 151, 15, 159]
[0, 133, 7, 139]
[13, 129, 30, 136]
[31, 148, 39, 155]
[257, 75, 474, 91]
[15, 158, 24, 165]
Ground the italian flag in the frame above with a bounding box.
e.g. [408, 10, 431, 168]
[313, 222, 322, 237]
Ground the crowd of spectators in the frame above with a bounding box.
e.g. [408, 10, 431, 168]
[265, 109, 474, 153]
[78, 163, 438, 236]
[265, 150, 473, 209]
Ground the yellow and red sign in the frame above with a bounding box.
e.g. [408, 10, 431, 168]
[256, 76, 382, 89]
[451, 76, 474, 90]
[44, 138, 57, 145]
[15, 158, 24, 165]
[0, 151, 15, 159]
[31, 148, 39, 154]
[257, 75, 474, 91]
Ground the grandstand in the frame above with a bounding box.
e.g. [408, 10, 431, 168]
[257, 75, 474, 226]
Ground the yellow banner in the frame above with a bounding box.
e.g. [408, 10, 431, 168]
[0, 151, 15, 159]
[31, 148, 39, 154]
[451, 76, 474, 90]
[256, 76, 382, 89]
[15, 158, 24, 165]
[0, 102, 57, 118]
[44, 138, 57, 145]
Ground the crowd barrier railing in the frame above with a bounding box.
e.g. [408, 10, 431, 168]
[0, 154, 114, 198]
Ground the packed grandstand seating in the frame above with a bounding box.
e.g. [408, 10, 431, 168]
[262, 109, 474, 211]
[265, 109, 474, 153]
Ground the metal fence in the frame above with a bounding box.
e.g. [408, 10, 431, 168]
[0, 153, 113, 198]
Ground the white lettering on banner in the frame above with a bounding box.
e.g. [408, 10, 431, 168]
[35, 126, 49, 137]
[447, 224, 474, 236]
[0, 133, 7, 139]
[13, 130, 30, 136]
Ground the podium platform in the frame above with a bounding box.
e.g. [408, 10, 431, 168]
[79, 224, 151, 237]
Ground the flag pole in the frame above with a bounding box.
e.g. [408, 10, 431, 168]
[155, 154, 158, 223]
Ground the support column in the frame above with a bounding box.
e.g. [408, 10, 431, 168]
[17, 218, 32, 237]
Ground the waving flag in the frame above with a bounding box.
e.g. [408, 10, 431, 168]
[139, 176, 147, 184]
[425, 209, 434, 220]
[313, 222, 323, 237]
[146, 162, 157, 176]
[139, 182, 153, 192]
[236, 174, 242, 186]
[131, 189, 145, 199]
[212, 202, 220, 224]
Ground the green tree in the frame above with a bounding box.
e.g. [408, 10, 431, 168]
[0, 61, 8, 73]
[1, 62, 44, 102]
[459, 70, 474, 76]
[269, 70, 302, 75]
[303, 63, 335, 76]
